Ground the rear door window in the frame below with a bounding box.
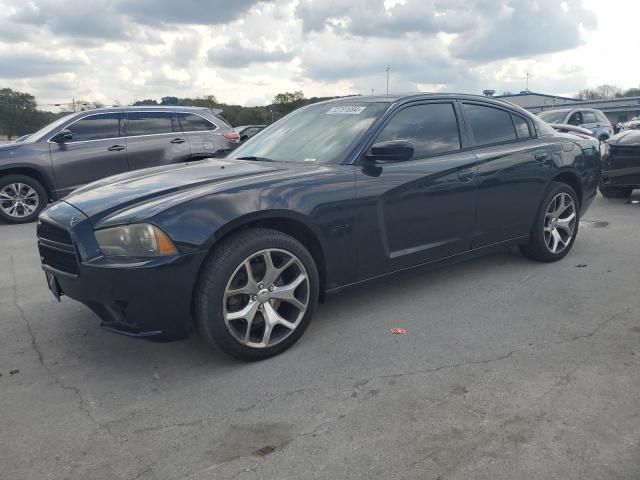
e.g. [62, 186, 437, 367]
[376, 103, 461, 160]
[582, 111, 597, 124]
[126, 112, 174, 136]
[176, 113, 217, 132]
[463, 104, 517, 145]
[66, 113, 122, 142]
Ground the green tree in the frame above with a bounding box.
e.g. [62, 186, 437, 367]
[622, 87, 640, 97]
[0, 88, 39, 138]
[160, 96, 180, 106]
[272, 91, 306, 115]
[133, 99, 159, 106]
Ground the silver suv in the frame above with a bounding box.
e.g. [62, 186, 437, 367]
[537, 108, 613, 141]
[0, 106, 239, 223]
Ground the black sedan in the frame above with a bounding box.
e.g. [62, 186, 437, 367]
[599, 130, 640, 198]
[37, 94, 601, 360]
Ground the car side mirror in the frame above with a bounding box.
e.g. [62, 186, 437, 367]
[366, 140, 414, 163]
[52, 129, 72, 143]
[240, 134, 248, 142]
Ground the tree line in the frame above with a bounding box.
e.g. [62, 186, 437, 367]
[574, 84, 640, 100]
[0, 88, 338, 138]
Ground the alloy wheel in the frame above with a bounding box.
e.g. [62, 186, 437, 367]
[223, 248, 310, 348]
[543, 192, 577, 254]
[0, 183, 39, 218]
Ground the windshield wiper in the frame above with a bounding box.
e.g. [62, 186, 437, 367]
[234, 156, 276, 162]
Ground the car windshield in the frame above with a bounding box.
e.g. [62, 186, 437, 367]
[229, 102, 389, 164]
[537, 110, 571, 124]
[25, 112, 77, 143]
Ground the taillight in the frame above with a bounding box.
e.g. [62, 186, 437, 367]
[223, 132, 240, 142]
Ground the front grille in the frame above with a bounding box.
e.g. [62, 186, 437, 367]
[37, 221, 73, 246]
[38, 243, 80, 276]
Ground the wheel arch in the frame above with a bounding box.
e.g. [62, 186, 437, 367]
[204, 210, 328, 302]
[551, 170, 583, 207]
[0, 166, 55, 201]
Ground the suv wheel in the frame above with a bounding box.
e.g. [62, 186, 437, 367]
[599, 185, 633, 199]
[195, 228, 319, 361]
[520, 182, 579, 262]
[0, 175, 47, 224]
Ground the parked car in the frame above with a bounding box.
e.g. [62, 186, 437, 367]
[37, 94, 601, 360]
[620, 120, 640, 132]
[537, 108, 613, 141]
[235, 125, 267, 143]
[599, 130, 640, 198]
[0, 106, 239, 223]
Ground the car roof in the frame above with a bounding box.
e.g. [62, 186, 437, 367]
[313, 93, 537, 114]
[74, 105, 220, 114]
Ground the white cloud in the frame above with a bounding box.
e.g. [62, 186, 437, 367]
[0, 0, 637, 108]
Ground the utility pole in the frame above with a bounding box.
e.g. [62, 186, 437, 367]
[386, 66, 390, 95]
[72, 98, 76, 112]
[525, 72, 530, 92]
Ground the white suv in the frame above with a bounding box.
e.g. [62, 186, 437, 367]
[538, 108, 613, 141]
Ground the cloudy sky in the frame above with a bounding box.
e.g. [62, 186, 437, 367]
[0, 0, 638, 108]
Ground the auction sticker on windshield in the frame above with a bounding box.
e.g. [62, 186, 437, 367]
[326, 106, 367, 114]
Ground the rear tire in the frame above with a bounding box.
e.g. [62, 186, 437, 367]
[0, 175, 48, 224]
[520, 182, 579, 262]
[599, 185, 633, 199]
[194, 228, 319, 361]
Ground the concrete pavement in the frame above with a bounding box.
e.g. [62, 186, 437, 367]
[1, 193, 639, 480]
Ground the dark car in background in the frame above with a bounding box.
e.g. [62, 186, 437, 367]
[37, 94, 601, 360]
[0, 106, 239, 223]
[235, 124, 266, 142]
[599, 130, 640, 198]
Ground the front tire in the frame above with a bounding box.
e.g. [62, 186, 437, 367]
[599, 185, 633, 199]
[0, 175, 47, 224]
[520, 182, 579, 262]
[195, 228, 319, 361]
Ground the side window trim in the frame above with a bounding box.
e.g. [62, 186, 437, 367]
[47, 112, 124, 144]
[368, 101, 464, 163]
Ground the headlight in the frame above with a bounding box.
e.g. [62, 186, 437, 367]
[95, 224, 177, 257]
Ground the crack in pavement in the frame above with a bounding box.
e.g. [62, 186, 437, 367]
[346, 305, 639, 386]
[8, 256, 120, 442]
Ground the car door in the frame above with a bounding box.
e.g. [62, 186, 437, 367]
[49, 112, 128, 197]
[125, 111, 192, 171]
[461, 102, 554, 247]
[354, 101, 478, 278]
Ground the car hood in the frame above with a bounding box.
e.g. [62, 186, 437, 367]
[63, 158, 313, 226]
[608, 130, 640, 147]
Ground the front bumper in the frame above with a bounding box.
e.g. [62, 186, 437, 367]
[38, 201, 207, 341]
[48, 253, 206, 340]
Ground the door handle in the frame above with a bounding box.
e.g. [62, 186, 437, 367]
[107, 145, 125, 151]
[171, 138, 186, 144]
[457, 169, 475, 183]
